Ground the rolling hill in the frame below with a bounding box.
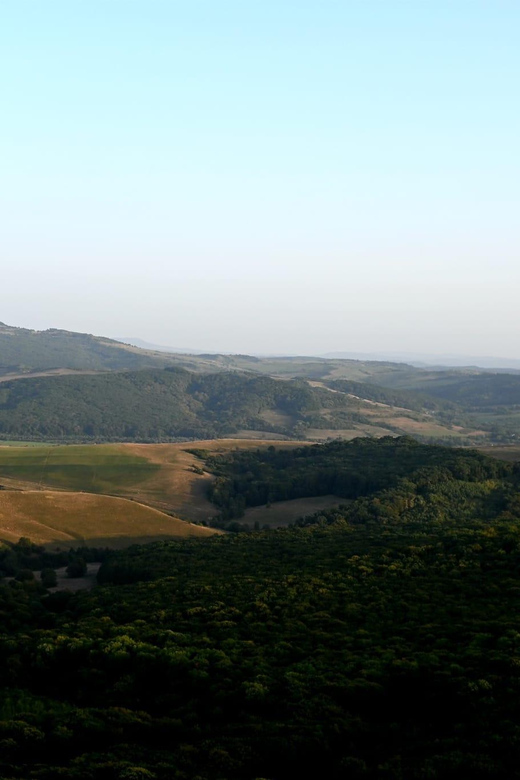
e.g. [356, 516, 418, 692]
[0, 367, 483, 443]
[0, 322, 260, 377]
[0, 440, 308, 524]
[0, 490, 217, 548]
[2, 322, 519, 444]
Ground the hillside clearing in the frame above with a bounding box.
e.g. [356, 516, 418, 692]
[242, 495, 348, 528]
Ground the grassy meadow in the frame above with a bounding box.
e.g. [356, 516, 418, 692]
[0, 440, 314, 544]
[0, 445, 160, 493]
[0, 491, 218, 548]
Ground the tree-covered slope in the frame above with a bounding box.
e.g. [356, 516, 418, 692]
[2, 439, 520, 778]
[327, 378, 457, 413]
[404, 372, 520, 410]
[0, 365, 510, 443]
[0, 323, 173, 373]
[0, 368, 354, 440]
[372, 367, 520, 408]
[202, 436, 509, 520]
[2, 321, 519, 443]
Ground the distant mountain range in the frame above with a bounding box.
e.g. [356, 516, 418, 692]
[321, 350, 520, 371]
[114, 337, 202, 354]
[117, 337, 520, 371]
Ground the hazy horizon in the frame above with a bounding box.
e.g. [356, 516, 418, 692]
[2, 2, 518, 358]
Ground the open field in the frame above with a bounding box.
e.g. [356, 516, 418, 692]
[360, 413, 483, 438]
[51, 562, 101, 591]
[231, 429, 294, 440]
[0, 490, 217, 548]
[242, 495, 348, 528]
[0, 436, 515, 549]
[0, 440, 311, 530]
[0, 444, 161, 493]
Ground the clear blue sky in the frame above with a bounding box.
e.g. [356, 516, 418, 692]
[2, 1, 519, 356]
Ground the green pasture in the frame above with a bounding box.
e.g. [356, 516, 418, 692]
[0, 445, 160, 493]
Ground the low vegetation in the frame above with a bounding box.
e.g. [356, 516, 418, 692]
[0, 444, 160, 492]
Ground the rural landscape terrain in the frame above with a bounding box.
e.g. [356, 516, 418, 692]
[1, 322, 520, 546]
[1, 323, 520, 779]
[5, 0, 517, 776]
[2, 322, 520, 446]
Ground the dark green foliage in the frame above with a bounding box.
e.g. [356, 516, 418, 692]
[411, 372, 520, 410]
[204, 436, 510, 519]
[0, 441, 520, 776]
[40, 568, 57, 588]
[0, 539, 110, 578]
[65, 558, 87, 578]
[14, 568, 34, 582]
[327, 378, 457, 413]
[0, 368, 354, 441]
[0, 324, 174, 374]
[373, 368, 520, 409]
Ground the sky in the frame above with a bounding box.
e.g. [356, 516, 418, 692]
[1, 1, 519, 357]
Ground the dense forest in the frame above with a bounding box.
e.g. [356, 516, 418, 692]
[201, 437, 509, 521]
[0, 368, 375, 441]
[373, 371, 520, 410]
[1, 439, 520, 777]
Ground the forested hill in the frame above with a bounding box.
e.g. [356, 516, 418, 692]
[0, 323, 171, 374]
[0, 323, 246, 376]
[0, 365, 514, 443]
[2, 322, 520, 443]
[0, 367, 354, 440]
[387, 371, 520, 409]
[202, 436, 509, 520]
